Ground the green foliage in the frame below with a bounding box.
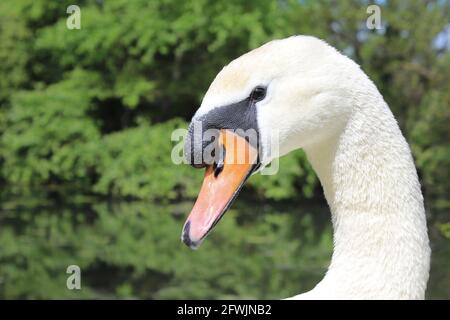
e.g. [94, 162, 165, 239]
[2, 70, 101, 184]
[0, 198, 332, 299]
[249, 150, 318, 200]
[92, 119, 202, 200]
[438, 222, 450, 239]
[0, 0, 322, 200]
[410, 54, 450, 209]
[1, 0, 448, 204]
[0, 0, 449, 299]
[31, 0, 297, 117]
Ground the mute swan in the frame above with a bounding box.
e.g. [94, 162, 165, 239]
[181, 36, 431, 299]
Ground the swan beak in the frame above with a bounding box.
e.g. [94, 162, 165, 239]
[182, 129, 259, 249]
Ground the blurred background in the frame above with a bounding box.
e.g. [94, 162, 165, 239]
[0, 0, 448, 299]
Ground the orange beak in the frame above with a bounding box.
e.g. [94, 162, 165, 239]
[182, 129, 259, 249]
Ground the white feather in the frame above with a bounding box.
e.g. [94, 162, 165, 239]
[197, 35, 431, 299]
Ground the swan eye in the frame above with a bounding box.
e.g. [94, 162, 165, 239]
[250, 86, 266, 102]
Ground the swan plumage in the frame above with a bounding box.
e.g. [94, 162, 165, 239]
[183, 36, 430, 299]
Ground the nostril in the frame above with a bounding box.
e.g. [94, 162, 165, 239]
[213, 162, 223, 177]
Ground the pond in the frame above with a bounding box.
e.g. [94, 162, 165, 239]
[0, 188, 448, 299]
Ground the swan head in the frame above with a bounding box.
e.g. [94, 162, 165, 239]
[182, 35, 358, 248]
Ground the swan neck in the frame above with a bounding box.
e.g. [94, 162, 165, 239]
[303, 98, 430, 299]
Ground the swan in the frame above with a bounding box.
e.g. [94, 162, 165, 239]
[180, 36, 431, 299]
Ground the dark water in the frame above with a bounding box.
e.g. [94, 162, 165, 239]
[0, 188, 448, 299]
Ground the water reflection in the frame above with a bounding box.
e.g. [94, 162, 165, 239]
[0, 189, 448, 299]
